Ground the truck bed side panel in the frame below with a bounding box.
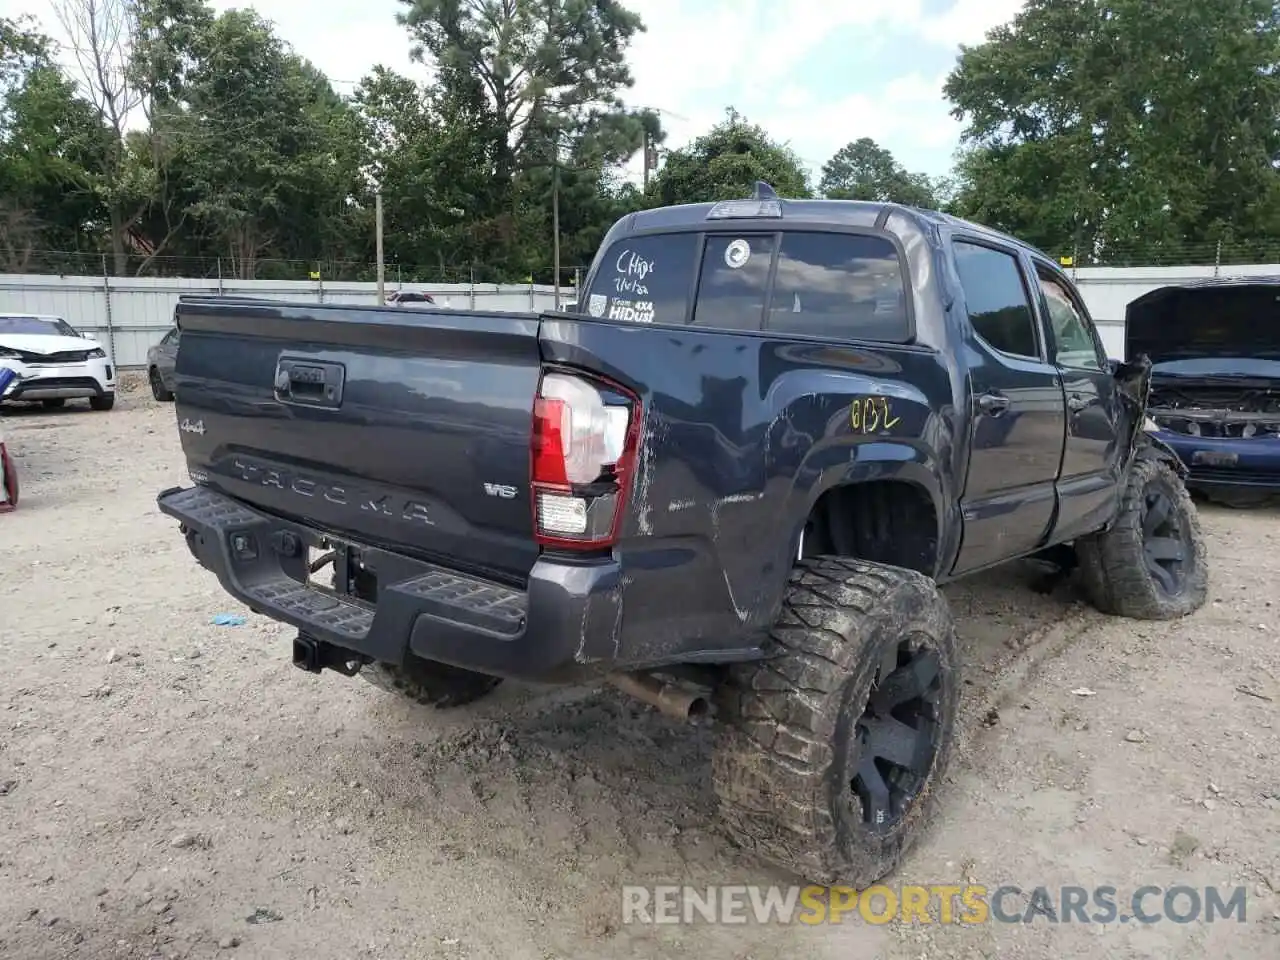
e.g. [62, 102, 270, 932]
[540, 317, 956, 659]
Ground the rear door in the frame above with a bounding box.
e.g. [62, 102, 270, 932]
[950, 238, 1067, 575]
[1030, 260, 1124, 540]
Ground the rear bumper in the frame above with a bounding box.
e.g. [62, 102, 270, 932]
[156, 485, 624, 682]
[2, 357, 115, 401]
[1154, 430, 1280, 489]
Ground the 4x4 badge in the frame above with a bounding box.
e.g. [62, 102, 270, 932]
[179, 418, 205, 436]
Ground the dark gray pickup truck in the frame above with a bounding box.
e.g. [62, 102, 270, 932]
[158, 186, 1209, 886]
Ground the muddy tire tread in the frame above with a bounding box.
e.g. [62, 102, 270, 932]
[712, 556, 958, 887]
[1076, 451, 1208, 620]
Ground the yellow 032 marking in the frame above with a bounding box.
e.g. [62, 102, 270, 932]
[850, 396, 901, 434]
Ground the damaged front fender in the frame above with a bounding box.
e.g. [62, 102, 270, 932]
[1113, 354, 1156, 472]
[1139, 428, 1190, 479]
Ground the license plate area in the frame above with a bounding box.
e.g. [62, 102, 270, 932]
[1191, 450, 1239, 467]
[306, 539, 377, 600]
[305, 542, 338, 590]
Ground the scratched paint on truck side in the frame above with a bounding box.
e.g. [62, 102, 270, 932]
[850, 396, 902, 434]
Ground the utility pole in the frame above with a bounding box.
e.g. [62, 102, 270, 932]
[642, 130, 650, 193]
[552, 160, 562, 310]
[375, 190, 385, 305]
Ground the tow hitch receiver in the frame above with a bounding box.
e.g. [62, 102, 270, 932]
[292, 633, 364, 676]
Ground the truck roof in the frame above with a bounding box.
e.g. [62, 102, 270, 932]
[612, 195, 1049, 262]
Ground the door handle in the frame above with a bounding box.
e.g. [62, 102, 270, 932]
[977, 393, 1010, 416]
[1067, 393, 1090, 413]
[274, 357, 345, 408]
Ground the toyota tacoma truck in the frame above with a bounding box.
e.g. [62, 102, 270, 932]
[157, 185, 1209, 886]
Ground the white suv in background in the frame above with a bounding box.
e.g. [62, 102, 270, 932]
[0, 313, 116, 411]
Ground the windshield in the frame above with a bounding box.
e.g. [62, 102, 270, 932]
[0, 315, 79, 337]
[1152, 357, 1280, 378]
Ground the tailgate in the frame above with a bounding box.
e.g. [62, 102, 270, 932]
[173, 298, 541, 582]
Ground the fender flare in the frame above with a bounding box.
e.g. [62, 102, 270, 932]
[779, 440, 951, 574]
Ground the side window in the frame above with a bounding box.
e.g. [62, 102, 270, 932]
[953, 242, 1040, 359]
[585, 233, 698, 325]
[691, 234, 776, 331]
[765, 232, 910, 342]
[1035, 268, 1105, 370]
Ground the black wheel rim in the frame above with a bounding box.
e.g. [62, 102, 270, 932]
[1141, 488, 1187, 596]
[849, 637, 945, 833]
[150, 370, 161, 394]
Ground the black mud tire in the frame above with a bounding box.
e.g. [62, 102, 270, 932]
[1076, 451, 1208, 620]
[41, 398, 66, 410]
[89, 392, 115, 411]
[362, 655, 503, 708]
[712, 557, 959, 887]
[150, 367, 174, 402]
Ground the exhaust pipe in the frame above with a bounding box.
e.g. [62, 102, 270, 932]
[607, 671, 711, 722]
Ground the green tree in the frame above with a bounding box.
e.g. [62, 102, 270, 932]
[129, 0, 214, 108]
[352, 65, 499, 278]
[54, 0, 152, 274]
[0, 16, 110, 270]
[1, 15, 48, 95]
[819, 137, 940, 208]
[945, 0, 1280, 262]
[397, 0, 650, 182]
[124, 0, 218, 270]
[396, 0, 656, 275]
[649, 108, 810, 206]
[166, 9, 361, 277]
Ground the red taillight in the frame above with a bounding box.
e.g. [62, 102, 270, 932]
[530, 370, 639, 550]
[531, 397, 569, 486]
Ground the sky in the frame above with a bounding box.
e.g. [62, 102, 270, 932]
[6, 0, 1029, 183]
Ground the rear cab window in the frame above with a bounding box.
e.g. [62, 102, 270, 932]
[767, 233, 908, 341]
[582, 233, 698, 325]
[585, 230, 911, 343]
[693, 234, 776, 331]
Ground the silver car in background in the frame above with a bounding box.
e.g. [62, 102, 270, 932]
[146, 326, 179, 402]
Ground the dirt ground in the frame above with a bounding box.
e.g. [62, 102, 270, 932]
[1, 387, 1278, 960]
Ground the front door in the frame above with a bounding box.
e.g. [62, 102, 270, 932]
[1031, 261, 1123, 541]
[950, 239, 1067, 575]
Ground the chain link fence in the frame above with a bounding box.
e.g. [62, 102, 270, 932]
[5, 249, 591, 288]
[12, 237, 1280, 281]
[1036, 238, 1280, 270]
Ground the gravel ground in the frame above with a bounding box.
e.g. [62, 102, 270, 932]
[1, 389, 1278, 960]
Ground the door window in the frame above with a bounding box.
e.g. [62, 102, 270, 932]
[1036, 268, 1105, 370]
[952, 242, 1040, 360]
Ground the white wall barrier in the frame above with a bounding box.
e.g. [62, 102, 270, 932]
[1, 261, 1272, 367]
